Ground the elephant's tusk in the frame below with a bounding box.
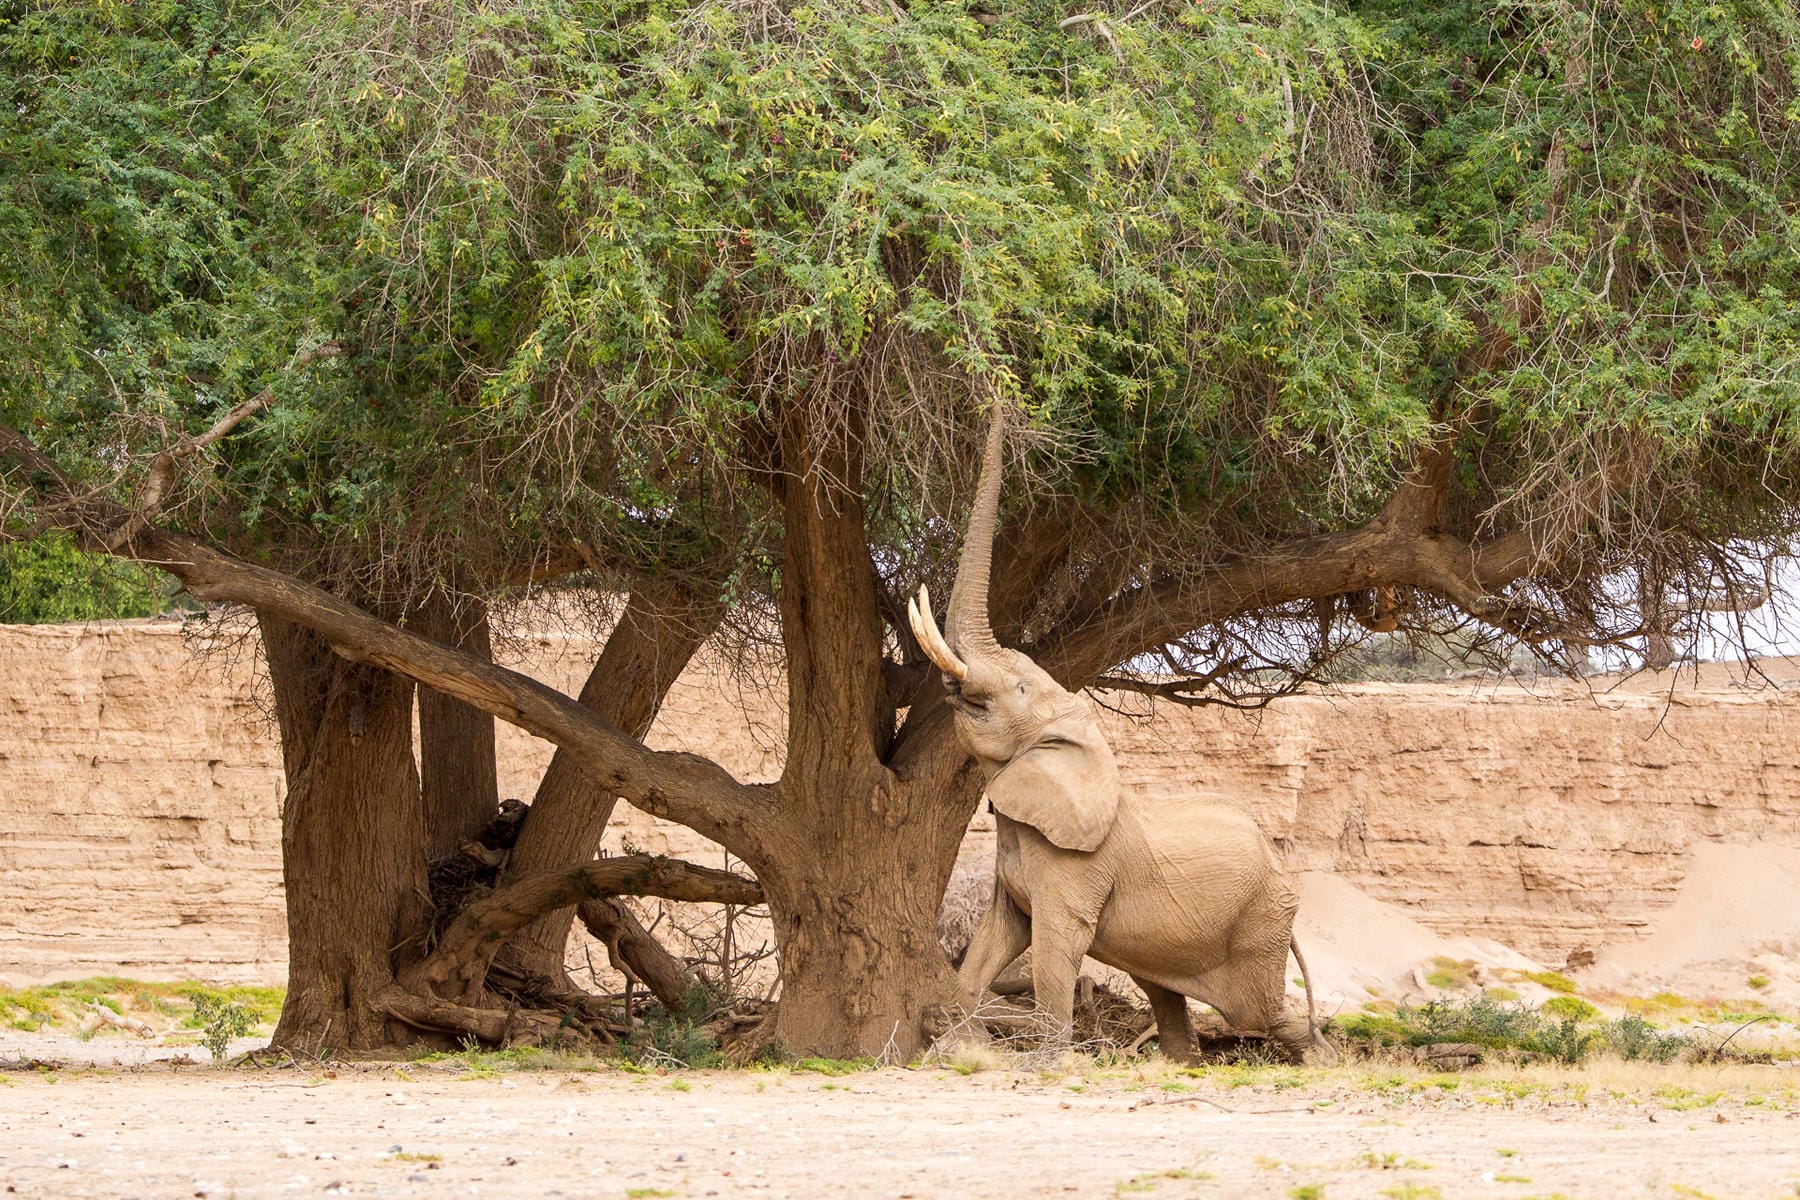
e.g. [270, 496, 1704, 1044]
[909, 584, 968, 682]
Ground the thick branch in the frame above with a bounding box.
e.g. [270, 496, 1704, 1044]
[0, 428, 774, 853]
[405, 855, 762, 1004]
[578, 898, 696, 1013]
[1038, 454, 1562, 686]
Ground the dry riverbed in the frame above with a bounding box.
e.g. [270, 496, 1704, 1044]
[4, 1043, 1800, 1200]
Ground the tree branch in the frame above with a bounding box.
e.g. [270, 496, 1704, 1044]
[404, 854, 760, 1005]
[1, 423, 773, 852]
[1036, 438, 1575, 685]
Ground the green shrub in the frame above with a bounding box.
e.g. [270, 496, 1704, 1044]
[1540, 996, 1600, 1022]
[1337, 995, 1602, 1063]
[188, 992, 256, 1062]
[1601, 1015, 1691, 1063]
[620, 982, 725, 1069]
[1523, 971, 1578, 994]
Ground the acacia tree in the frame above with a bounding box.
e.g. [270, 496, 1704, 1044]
[7, 0, 1800, 1056]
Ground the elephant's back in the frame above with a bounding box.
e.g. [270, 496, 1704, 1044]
[1116, 792, 1276, 865]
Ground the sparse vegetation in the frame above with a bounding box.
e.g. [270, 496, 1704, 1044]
[0, 979, 283, 1037]
[793, 1057, 877, 1076]
[1331, 994, 1744, 1067]
[1119, 1169, 1210, 1194]
[1523, 972, 1580, 995]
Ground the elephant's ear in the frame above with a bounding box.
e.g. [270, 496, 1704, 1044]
[986, 722, 1120, 853]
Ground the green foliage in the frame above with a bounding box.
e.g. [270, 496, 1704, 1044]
[1602, 1015, 1692, 1063]
[0, 534, 165, 623]
[186, 992, 258, 1061]
[1344, 997, 1706, 1066]
[1524, 971, 1579, 995]
[7, 0, 1800, 684]
[1540, 996, 1602, 1022]
[620, 982, 725, 1068]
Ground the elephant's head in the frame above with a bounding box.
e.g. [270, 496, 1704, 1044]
[908, 410, 1120, 853]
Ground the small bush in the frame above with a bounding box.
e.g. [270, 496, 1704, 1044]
[620, 982, 724, 1069]
[188, 992, 256, 1062]
[1601, 1015, 1691, 1063]
[1339, 995, 1716, 1066]
[1540, 996, 1600, 1021]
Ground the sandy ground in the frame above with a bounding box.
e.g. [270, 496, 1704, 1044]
[4, 1048, 1800, 1200]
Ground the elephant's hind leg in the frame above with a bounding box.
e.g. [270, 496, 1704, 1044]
[1132, 976, 1197, 1065]
[1192, 928, 1318, 1064]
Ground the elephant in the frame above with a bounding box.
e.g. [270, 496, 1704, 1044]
[909, 410, 1334, 1065]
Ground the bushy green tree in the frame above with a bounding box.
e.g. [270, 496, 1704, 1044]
[4, 0, 1799, 1056]
[0, 534, 162, 623]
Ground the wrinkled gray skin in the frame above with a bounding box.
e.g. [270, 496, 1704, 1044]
[911, 412, 1334, 1065]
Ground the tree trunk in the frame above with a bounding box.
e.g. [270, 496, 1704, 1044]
[756, 767, 972, 1059]
[415, 595, 500, 861]
[261, 613, 431, 1056]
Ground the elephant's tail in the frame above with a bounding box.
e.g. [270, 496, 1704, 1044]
[1290, 936, 1319, 1040]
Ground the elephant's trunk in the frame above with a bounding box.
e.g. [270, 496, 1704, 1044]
[946, 403, 1007, 660]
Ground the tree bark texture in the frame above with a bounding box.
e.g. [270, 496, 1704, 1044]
[756, 769, 973, 1059]
[415, 594, 500, 862]
[261, 613, 431, 1055]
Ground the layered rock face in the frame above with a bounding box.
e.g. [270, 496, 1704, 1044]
[2, 621, 1797, 985]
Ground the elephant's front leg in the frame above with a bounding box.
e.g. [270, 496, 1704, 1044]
[955, 886, 1031, 1009]
[1027, 908, 1098, 1043]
